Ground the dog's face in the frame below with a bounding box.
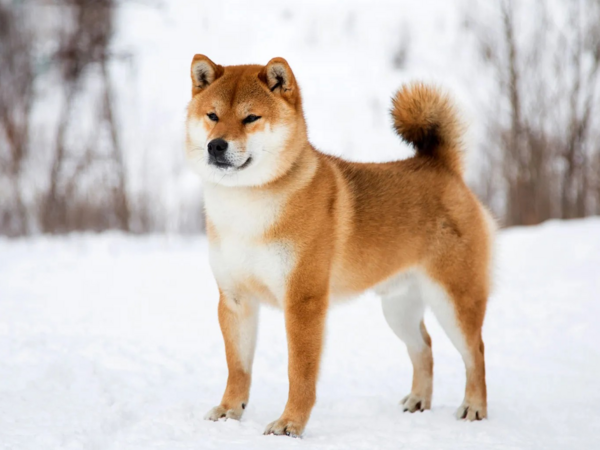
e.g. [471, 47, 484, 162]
[186, 55, 305, 187]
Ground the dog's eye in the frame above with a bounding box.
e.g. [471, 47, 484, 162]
[242, 114, 261, 125]
[207, 113, 218, 122]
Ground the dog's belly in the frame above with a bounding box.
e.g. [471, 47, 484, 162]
[209, 237, 294, 307]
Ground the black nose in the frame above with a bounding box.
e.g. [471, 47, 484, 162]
[207, 138, 228, 157]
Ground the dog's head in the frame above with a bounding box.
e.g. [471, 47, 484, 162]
[186, 55, 306, 187]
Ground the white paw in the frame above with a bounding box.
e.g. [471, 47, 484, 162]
[204, 404, 244, 421]
[401, 393, 431, 412]
[263, 417, 304, 438]
[455, 401, 487, 421]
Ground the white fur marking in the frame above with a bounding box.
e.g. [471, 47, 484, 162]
[185, 118, 209, 175]
[186, 120, 291, 187]
[380, 273, 427, 350]
[205, 184, 295, 306]
[414, 270, 473, 366]
[237, 299, 259, 372]
[375, 269, 472, 364]
[374, 270, 414, 298]
[481, 205, 497, 291]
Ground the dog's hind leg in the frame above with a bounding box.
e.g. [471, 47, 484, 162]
[380, 275, 434, 412]
[417, 271, 488, 420]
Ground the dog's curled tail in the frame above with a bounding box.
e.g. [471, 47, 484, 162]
[391, 83, 465, 176]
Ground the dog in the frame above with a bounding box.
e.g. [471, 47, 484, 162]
[186, 54, 495, 437]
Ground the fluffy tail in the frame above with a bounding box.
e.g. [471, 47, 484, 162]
[391, 83, 465, 175]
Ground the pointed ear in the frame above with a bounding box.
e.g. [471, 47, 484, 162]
[190, 54, 223, 96]
[259, 57, 299, 105]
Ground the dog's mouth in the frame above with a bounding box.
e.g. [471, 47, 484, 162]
[209, 156, 252, 171]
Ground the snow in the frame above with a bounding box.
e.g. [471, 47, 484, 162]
[1, 218, 599, 449]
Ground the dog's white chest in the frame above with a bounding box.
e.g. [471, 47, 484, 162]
[204, 185, 294, 304]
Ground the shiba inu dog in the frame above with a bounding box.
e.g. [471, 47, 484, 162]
[186, 54, 494, 437]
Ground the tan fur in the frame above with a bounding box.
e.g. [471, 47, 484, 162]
[189, 55, 494, 436]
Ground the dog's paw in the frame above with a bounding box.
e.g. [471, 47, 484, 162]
[263, 417, 304, 438]
[401, 393, 431, 412]
[455, 401, 487, 421]
[204, 404, 244, 421]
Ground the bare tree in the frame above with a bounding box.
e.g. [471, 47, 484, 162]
[42, 0, 130, 233]
[0, 0, 205, 237]
[0, 3, 35, 236]
[471, 0, 600, 226]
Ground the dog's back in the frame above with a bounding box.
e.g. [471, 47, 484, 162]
[291, 84, 495, 305]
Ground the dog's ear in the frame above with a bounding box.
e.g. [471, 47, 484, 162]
[259, 57, 299, 106]
[190, 54, 223, 96]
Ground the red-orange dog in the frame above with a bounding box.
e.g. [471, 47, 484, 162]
[186, 55, 494, 437]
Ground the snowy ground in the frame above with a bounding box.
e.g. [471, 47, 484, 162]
[1, 218, 599, 449]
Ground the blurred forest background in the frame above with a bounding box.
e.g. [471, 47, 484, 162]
[1, 0, 599, 237]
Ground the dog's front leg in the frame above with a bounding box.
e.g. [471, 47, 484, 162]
[205, 290, 259, 421]
[264, 286, 328, 437]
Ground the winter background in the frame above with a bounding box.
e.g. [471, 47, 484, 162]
[1, 0, 600, 449]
